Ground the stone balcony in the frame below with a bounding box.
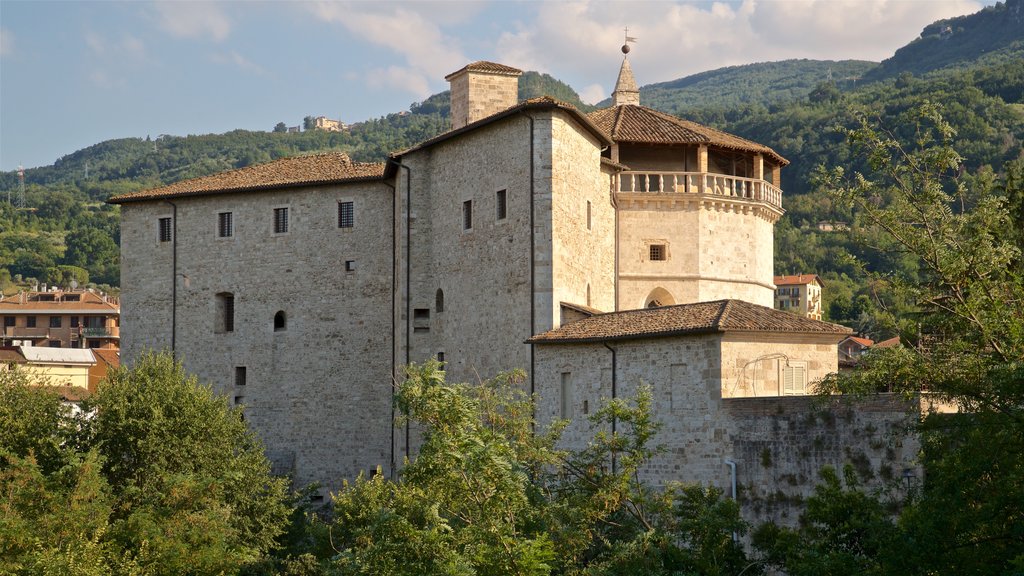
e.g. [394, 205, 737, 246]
[614, 171, 783, 212]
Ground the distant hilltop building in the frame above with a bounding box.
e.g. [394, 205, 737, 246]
[111, 47, 922, 526]
[313, 116, 346, 132]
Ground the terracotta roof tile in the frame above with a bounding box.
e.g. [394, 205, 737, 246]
[0, 291, 119, 312]
[445, 61, 523, 80]
[109, 152, 386, 204]
[842, 336, 875, 347]
[587, 105, 789, 166]
[528, 299, 850, 344]
[774, 274, 823, 286]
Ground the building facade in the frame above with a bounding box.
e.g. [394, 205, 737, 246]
[112, 55, 918, 513]
[774, 274, 824, 320]
[0, 290, 120, 349]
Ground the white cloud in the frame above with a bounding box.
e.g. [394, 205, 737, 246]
[153, 1, 231, 42]
[307, 1, 468, 97]
[495, 0, 986, 90]
[210, 50, 266, 75]
[1, 28, 14, 57]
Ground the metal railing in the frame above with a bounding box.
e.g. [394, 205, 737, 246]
[615, 171, 783, 210]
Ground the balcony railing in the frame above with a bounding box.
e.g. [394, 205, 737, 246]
[615, 171, 783, 210]
[81, 327, 118, 338]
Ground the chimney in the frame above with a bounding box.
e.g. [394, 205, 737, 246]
[445, 61, 523, 130]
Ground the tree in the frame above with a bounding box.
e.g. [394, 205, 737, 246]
[303, 116, 315, 130]
[782, 104, 1024, 575]
[0, 354, 292, 575]
[318, 362, 754, 576]
[273, 122, 287, 133]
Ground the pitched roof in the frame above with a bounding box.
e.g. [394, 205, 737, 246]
[20, 346, 96, 365]
[108, 152, 386, 204]
[841, 336, 875, 347]
[391, 96, 612, 159]
[587, 105, 789, 166]
[874, 336, 902, 348]
[445, 61, 523, 80]
[528, 299, 851, 344]
[774, 274, 823, 286]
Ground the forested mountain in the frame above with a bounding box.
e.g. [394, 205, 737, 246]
[2, 0, 1022, 343]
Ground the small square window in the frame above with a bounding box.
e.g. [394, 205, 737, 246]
[649, 244, 666, 261]
[496, 190, 507, 221]
[3, 316, 14, 327]
[159, 217, 173, 242]
[70, 316, 80, 328]
[234, 395, 245, 405]
[273, 207, 289, 234]
[26, 316, 36, 328]
[463, 200, 473, 230]
[49, 340, 61, 348]
[49, 316, 61, 328]
[218, 212, 233, 238]
[345, 260, 356, 272]
[338, 201, 354, 228]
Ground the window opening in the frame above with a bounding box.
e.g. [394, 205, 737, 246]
[273, 207, 289, 234]
[496, 189, 507, 220]
[26, 317, 36, 328]
[216, 293, 235, 333]
[345, 260, 356, 272]
[49, 316, 61, 328]
[587, 200, 592, 230]
[338, 201, 354, 228]
[274, 311, 286, 332]
[649, 244, 666, 261]
[463, 200, 473, 230]
[159, 217, 173, 242]
[435, 289, 444, 313]
[49, 340, 61, 348]
[218, 212, 233, 237]
[560, 372, 572, 419]
[235, 366, 247, 386]
[782, 362, 808, 395]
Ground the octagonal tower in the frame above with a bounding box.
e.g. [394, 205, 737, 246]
[589, 52, 787, 310]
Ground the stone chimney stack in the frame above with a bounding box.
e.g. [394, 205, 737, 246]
[445, 61, 523, 130]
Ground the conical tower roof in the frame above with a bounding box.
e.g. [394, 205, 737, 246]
[612, 56, 640, 106]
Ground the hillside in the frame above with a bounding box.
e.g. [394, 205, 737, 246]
[863, 0, 1024, 82]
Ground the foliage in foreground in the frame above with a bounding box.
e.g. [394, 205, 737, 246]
[260, 363, 753, 576]
[0, 352, 290, 576]
[755, 106, 1024, 575]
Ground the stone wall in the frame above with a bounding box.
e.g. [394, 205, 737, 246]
[119, 182, 395, 493]
[533, 334, 919, 527]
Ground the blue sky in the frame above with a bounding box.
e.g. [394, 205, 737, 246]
[0, 0, 995, 171]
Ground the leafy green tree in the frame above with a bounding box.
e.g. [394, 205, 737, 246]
[273, 122, 288, 133]
[785, 105, 1024, 575]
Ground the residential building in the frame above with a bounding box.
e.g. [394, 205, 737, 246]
[774, 274, 823, 320]
[0, 290, 120, 349]
[313, 116, 345, 132]
[839, 335, 875, 368]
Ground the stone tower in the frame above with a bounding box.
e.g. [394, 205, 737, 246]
[445, 61, 523, 130]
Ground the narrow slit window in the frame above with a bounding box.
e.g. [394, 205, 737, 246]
[463, 200, 473, 230]
[435, 289, 444, 313]
[235, 366, 247, 386]
[216, 292, 235, 333]
[274, 311, 286, 332]
[338, 201, 354, 228]
[560, 372, 573, 419]
[496, 189, 507, 221]
[586, 200, 592, 230]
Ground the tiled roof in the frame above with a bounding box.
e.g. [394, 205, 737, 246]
[108, 152, 386, 204]
[445, 61, 523, 80]
[874, 336, 902, 348]
[774, 274, 823, 286]
[587, 105, 789, 166]
[528, 299, 851, 344]
[560, 301, 604, 316]
[392, 96, 612, 158]
[842, 336, 875, 347]
[0, 291, 119, 312]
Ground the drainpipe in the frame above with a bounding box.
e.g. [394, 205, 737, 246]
[519, 111, 537, 425]
[382, 172, 398, 479]
[164, 200, 177, 359]
[724, 458, 738, 542]
[603, 341, 618, 474]
[393, 160, 413, 462]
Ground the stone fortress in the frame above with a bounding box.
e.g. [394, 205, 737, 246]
[112, 48, 922, 524]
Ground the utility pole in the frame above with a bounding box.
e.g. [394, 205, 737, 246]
[17, 165, 25, 210]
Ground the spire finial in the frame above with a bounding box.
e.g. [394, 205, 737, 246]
[622, 26, 637, 54]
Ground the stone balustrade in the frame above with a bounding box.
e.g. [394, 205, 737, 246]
[615, 171, 783, 210]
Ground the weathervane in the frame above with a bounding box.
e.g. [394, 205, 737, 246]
[622, 27, 637, 54]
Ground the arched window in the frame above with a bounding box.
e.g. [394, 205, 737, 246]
[644, 287, 676, 309]
[215, 292, 234, 333]
[436, 289, 444, 313]
[274, 311, 286, 332]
